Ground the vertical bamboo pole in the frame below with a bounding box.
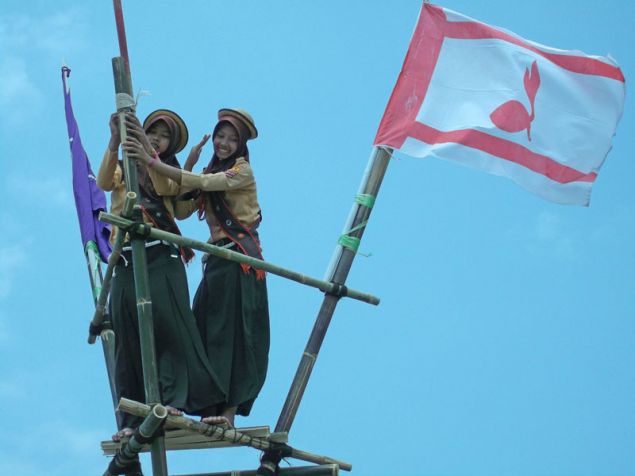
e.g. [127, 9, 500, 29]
[111, 1, 168, 473]
[259, 147, 392, 474]
[112, 54, 168, 476]
[84, 240, 119, 425]
[277, 147, 391, 429]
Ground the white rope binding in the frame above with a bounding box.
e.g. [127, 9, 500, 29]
[116, 92, 136, 111]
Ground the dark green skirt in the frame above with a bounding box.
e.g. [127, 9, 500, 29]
[111, 244, 225, 429]
[193, 255, 270, 417]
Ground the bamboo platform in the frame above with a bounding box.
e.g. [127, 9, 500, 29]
[102, 426, 287, 455]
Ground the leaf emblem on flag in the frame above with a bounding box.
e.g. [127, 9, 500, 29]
[490, 61, 540, 141]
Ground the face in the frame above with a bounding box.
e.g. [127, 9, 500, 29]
[146, 121, 171, 155]
[213, 123, 239, 160]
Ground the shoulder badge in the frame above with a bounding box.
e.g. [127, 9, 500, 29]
[225, 165, 241, 178]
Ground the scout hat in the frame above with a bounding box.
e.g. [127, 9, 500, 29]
[143, 109, 189, 154]
[218, 108, 258, 140]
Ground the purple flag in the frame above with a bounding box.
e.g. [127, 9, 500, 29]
[62, 66, 112, 262]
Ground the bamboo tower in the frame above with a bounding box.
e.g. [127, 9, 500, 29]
[81, 2, 392, 475]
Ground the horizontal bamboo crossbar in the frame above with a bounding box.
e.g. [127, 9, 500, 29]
[117, 398, 352, 471]
[101, 426, 278, 454]
[99, 212, 379, 306]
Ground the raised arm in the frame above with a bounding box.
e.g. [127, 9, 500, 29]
[123, 125, 246, 190]
[180, 159, 254, 192]
[123, 113, 183, 195]
[96, 113, 123, 191]
[123, 134, 184, 184]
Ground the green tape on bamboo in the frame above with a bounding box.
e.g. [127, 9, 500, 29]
[338, 235, 361, 252]
[338, 223, 372, 257]
[355, 193, 376, 208]
[336, 193, 374, 252]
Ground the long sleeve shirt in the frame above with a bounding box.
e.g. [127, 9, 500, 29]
[97, 148, 196, 244]
[147, 156, 261, 242]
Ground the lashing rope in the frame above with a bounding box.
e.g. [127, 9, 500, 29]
[338, 193, 375, 256]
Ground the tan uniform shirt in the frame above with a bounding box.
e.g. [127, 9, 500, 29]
[148, 157, 261, 242]
[97, 148, 196, 244]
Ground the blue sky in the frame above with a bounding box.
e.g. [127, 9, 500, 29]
[1, 1, 633, 475]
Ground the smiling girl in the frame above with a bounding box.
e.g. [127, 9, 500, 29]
[123, 108, 270, 427]
[97, 110, 225, 441]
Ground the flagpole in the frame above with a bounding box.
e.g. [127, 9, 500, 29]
[258, 146, 392, 475]
[112, 0, 131, 76]
[85, 239, 119, 419]
[62, 65, 120, 427]
[111, 1, 168, 473]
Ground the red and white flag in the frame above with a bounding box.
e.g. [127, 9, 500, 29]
[374, 4, 625, 205]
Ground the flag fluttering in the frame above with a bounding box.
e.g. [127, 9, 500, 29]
[62, 66, 112, 261]
[374, 4, 625, 206]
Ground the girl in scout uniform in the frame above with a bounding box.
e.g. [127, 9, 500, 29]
[98, 110, 225, 440]
[123, 108, 270, 427]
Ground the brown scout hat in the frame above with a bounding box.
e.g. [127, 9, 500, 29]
[143, 109, 189, 154]
[218, 108, 258, 140]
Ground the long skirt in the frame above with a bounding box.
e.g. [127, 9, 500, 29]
[193, 254, 270, 417]
[110, 243, 225, 429]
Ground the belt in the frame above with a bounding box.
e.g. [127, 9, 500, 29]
[211, 238, 236, 249]
[118, 240, 177, 267]
[202, 239, 235, 268]
[121, 240, 172, 252]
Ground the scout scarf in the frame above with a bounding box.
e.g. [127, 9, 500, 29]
[142, 115, 194, 263]
[198, 119, 265, 279]
[206, 190, 265, 280]
[120, 154, 195, 263]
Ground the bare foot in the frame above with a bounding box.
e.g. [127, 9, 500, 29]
[165, 406, 183, 416]
[220, 406, 237, 428]
[201, 415, 232, 427]
[112, 427, 134, 442]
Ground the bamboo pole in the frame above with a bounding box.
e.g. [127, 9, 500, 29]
[118, 398, 352, 471]
[174, 465, 338, 476]
[98, 212, 380, 306]
[88, 191, 136, 344]
[103, 404, 168, 476]
[111, 10, 167, 468]
[258, 147, 392, 474]
[112, 57, 168, 475]
[83, 239, 119, 426]
[101, 426, 274, 455]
